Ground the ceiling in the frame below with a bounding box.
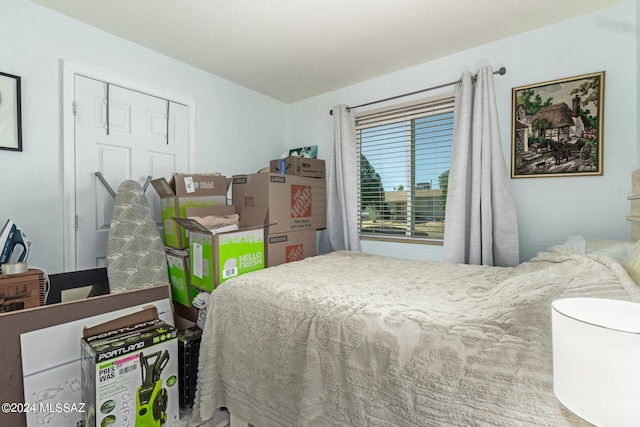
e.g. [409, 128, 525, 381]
[30, 0, 628, 103]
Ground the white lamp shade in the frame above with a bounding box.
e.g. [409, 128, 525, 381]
[552, 298, 640, 426]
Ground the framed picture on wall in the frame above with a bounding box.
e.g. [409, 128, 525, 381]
[0, 71, 22, 152]
[511, 71, 605, 178]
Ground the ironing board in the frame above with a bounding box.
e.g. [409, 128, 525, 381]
[106, 180, 169, 292]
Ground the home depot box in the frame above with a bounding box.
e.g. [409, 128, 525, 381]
[151, 174, 230, 249]
[232, 173, 326, 234]
[166, 249, 201, 307]
[266, 229, 316, 267]
[173, 206, 268, 292]
[270, 157, 326, 178]
[81, 309, 179, 427]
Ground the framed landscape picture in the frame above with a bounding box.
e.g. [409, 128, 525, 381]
[0, 71, 22, 152]
[511, 71, 604, 178]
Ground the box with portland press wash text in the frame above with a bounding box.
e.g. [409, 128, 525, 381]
[81, 309, 178, 427]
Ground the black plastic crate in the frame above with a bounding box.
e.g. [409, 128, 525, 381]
[178, 326, 202, 408]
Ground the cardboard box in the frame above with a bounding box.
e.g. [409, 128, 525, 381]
[266, 230, 316, 267]
[173, 301, 199, 324]
[232, 173, 326, 234]
[151, 174, 230, 249]
[81, 308, 179, 427]
[270, 157, 326, 178]
[173, 206, 268, 292]
[166, 249, 201, 307]
[163, 173, 230, 197]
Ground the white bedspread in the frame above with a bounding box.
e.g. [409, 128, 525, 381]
[190, 247, 640, 426]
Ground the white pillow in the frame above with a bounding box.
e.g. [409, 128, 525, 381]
[622, 240, 640, 286]
[562, 235, 586, 254]
[586, 239, 636, 263]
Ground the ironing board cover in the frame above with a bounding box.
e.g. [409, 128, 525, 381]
[106, 180, 169, 292]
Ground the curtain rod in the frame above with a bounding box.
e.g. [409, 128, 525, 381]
[329, 66, 506, 115]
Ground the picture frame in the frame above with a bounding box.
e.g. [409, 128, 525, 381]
[511, 71, 604, 178]
[0, 71, 22, 152]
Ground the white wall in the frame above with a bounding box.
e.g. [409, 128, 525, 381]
[287, 1, 638, 262]
[1, 0, 636, 274]
[0, 0, 287, 274]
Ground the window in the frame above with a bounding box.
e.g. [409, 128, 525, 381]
[357, 94, 454, 243]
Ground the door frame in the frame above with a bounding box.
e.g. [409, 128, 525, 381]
[62, 60, 196, 272]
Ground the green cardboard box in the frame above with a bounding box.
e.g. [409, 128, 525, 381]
[166, 249, 200, 307]
[151, 174, 230, 249]
[81, 311, 179, 427]
[173, 206, 268, 292]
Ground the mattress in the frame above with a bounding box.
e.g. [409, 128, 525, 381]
[190, 247, 640, 426]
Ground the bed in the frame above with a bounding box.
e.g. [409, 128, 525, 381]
[189, 173, 640, 427]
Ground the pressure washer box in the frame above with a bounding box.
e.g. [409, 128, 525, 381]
[151, 174, 230, 249]
[232, 173, 326, 234]
[81, 309, 179, 427]
[173, 205, 268, 292]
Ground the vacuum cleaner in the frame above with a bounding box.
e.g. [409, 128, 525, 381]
[0, 219, 30, 274]
[136, 350, 170, 426]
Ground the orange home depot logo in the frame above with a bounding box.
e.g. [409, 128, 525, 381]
[286, 244, 304, 262]
[291, 185, 312, 218]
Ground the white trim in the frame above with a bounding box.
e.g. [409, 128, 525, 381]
[61, 60, 196, 271]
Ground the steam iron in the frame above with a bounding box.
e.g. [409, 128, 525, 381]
[136, 350, 170, 426]
[0, 219, 30, 274]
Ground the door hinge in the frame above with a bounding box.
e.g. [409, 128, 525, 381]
[74, 215, 79, 231]
[72, 100, 78, 116]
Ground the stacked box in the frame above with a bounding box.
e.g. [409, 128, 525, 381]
[166, 249, 200, 307]
[232, 173, 326, 234]
[151, 174, 230, 249]
[270, 157, 326, 178]
[81, 318, 179, 427]
[233, 171, 326, 267]
[265, 229, 316, 267]
[173, 206, 268, 292]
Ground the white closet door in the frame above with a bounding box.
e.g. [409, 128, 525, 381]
[73, 75, 189, 269]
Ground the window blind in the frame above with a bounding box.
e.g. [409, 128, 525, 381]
[356, 93, 455, 242]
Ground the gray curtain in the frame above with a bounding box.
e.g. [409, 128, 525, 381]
[443, 66, 519, 267]
[318, 104, 361, 253]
